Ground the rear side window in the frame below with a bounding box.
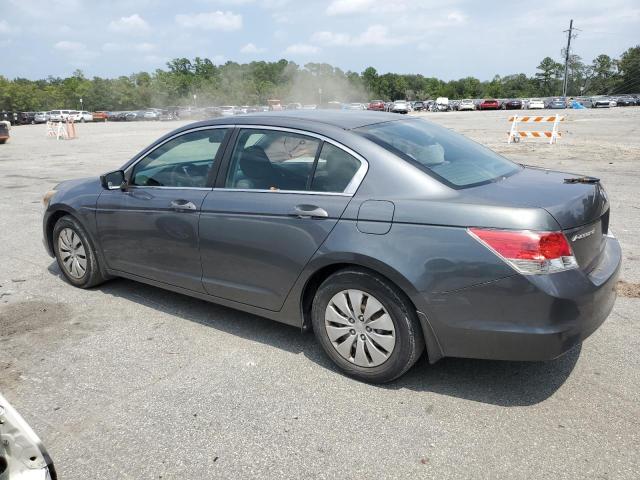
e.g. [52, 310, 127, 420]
[311, 143, 360, 193]
[356, 119, 521, 188]
[225, 129, 320, 191]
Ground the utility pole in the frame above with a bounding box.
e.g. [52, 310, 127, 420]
[562, 19, 574, 97]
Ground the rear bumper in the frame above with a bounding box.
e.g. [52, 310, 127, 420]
[424, 236, 621, 361]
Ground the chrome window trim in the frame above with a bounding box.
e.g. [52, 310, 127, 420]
[126, 185, 212, 191]
[212, 188, 351, 197]
[222, 124, 369, 196]
[124, 123, 369, 195]
[124, 125, 234, 183]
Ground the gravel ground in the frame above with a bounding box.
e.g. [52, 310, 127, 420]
[0, 108, 638, 479]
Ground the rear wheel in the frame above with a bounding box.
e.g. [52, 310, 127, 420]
[53, 216, 107, 288]
[312, 268, 424, 383]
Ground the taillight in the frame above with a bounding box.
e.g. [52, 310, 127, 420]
[468, 228, 578, 275]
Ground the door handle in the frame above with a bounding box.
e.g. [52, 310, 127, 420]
[169, 199, 197, 211]
[292, 204, 329, 219]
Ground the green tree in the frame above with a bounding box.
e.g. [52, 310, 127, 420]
[535, 57, 563, 95]
[615, 46, 640, 94]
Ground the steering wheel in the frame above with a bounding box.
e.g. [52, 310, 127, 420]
[168, 163, 197, 187]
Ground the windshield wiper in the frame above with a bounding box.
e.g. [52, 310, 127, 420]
[564, 176, 600, 184]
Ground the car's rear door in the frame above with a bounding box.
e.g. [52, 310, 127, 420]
[96, 126, 230, 292]
[199, 126, 367, 311]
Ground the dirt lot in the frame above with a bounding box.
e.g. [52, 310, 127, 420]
[1, 108, 639, 479]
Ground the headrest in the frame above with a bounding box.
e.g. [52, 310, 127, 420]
[239, 146, 273, 180]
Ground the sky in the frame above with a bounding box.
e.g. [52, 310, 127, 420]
[1, 0, 638, 80]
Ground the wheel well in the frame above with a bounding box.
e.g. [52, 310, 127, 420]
[300, 263, 419, 331]
[46, 210, 70, 252]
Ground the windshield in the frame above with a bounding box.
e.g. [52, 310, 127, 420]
[356, 119, 521, 188]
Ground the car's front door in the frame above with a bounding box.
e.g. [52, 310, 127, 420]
[199, 127, 366, 311]
[96, 127, 230, 292]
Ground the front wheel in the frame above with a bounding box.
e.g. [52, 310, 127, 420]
[311, 268, 425, 383]
[53, 216, 108, 288]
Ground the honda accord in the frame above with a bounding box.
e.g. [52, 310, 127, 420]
[42, 111, 621, 383]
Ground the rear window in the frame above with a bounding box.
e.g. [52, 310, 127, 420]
[356, 119, 521, 189]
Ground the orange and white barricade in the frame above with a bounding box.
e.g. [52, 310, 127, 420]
[66, 117, 77, 139]
[46, 121, 68, 140]
[508, 114, 565, 145]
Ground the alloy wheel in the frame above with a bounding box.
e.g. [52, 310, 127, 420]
[324, 289, 396, 367]
[58, 228, 87, 279]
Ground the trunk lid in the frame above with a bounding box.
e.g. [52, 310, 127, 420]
[466, 166, 610, 271]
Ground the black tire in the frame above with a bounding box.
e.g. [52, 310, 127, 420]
[311, 268, 425, 383]
[53, 215, 108, 288]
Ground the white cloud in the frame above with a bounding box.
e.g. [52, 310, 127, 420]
[0, 20, 20, 34]
[312, 25, 409, 47]
[240, 42, 266, 53]
[54, 40, 85, 52]
[284, 43, 320, 55]
[136, 42, 156, 53]
[446, 11, 467, 24]
[311, 31, 351, 46]
[102, 42, 156, 53]
[175, 11, 242, 31]
[54, 40, 97, 62]
[143, 54, 165, 64]
[102, 42, 121, 52]
[108, 14, 151, 34]
[326, 0, 375, 16]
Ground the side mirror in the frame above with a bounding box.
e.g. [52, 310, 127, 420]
[100, 170, 126, 190]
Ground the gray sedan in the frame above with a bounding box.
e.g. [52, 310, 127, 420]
[42, 111, 621, 383]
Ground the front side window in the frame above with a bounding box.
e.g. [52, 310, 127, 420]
[132, 128, 228, 188]
[310, 143, 361, 193]
[225, 129, 320, 191]
[356, 119, 521, 188]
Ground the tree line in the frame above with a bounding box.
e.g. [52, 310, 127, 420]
[0, 46, 638, 112]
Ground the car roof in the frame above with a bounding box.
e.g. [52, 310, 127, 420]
[200, 110, 403, 130]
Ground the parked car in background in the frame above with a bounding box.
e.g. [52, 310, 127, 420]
[345, 103, 366, 110]
[92, 111, 109, 122]
[609, 98, 617, 107]
[528, 98, 546, 109]
[72, 111, 93, 122]
[143, 109, 160, 120]
[286, 103, 303, 110]
[479, 99, 500, 110]
[412, 101, 425, 111]
[367, 100, 386, 111]
[0, 393, 57, 479]
[458, 99, 476, 111]
[17, 111, 36, 124]
[48, 110, 71, 121]
[124, 111, 144, 121]
[615, 96, 634, 106]
[592, 97, 611, 108]
[42, 110, 621, 383]
[574, 97, 593, 108]
[268, 99, 283, 111]
[391, 100, 410, 114]
[34, 111, 49, 123]
[0, 120, 9, 143]
[302, 104, 318, 110]
[219, 106, 238, 116]
[547, 97, 567, 109]
[503, 99, 523, 110]
[326, 101, 343, 110]
[432, 97, 450, 112]
[158, 109, 177, 121]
